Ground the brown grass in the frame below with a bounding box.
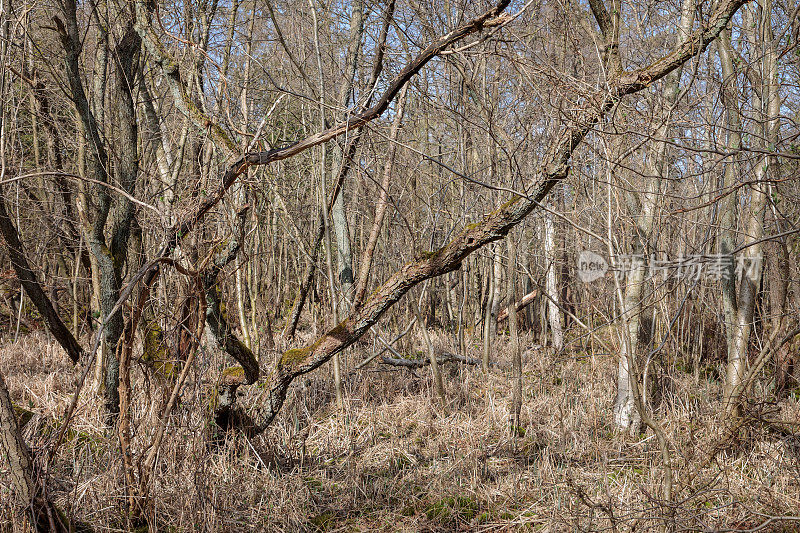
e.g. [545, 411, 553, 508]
[1, 330, 799, 532]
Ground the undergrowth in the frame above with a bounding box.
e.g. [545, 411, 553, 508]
[1, 331, 799, 531]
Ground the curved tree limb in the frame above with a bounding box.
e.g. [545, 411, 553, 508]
[0, 192, 84, 362]
[117, 0, 747, 436]
[240, 0, 750, 433]
[126, 0, 513, 342]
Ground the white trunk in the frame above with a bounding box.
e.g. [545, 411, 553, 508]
[544, 210, 563, 351]
[508, 237, 523, 431]
[718, 1, 781, 414]
[331, 0, 364, 311]
[613, 0, 694, 431]
[613, 261, 645, 431]
[309, 0, 343, 408]
[482, 245, 498, 372]
[716, 29, 742, 359]
[720, 3, 780, 411]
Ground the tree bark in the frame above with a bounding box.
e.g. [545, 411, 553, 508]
[613, 0, 693, 431]
[544, 209, 564, 352]
[482, 246, 498, 372]
[716, 29, 743, 392]
[330, 0, 364, 310]
[508, 236, 522, 434]
[0, 371, 69, 532]
[0, 193, 84, 362]
[54, 1, 141, 420]
[720, 4, 780, 413]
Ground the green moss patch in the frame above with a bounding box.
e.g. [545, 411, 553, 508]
[424, 495, 479, 523]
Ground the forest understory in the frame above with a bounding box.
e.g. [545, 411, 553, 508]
[2, 329, 798, 532]
[1, 0, 800, 529]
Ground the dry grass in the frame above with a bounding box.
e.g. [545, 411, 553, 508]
[1, 330, 799, 532]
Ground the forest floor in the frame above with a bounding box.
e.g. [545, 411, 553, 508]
[1, 330, 799, 532]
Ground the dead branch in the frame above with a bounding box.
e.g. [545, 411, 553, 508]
[497, 289, 539, 323]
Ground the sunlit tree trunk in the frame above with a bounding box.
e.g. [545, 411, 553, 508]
[331, 0, 365, 311]
[507, 235, 522, 433]
[721, 3, 780, 413]
[482, 245, 499, 372]
[716, 29, 743, 394]
[613, 0, 693, 431]
[544, 208, 563, 352]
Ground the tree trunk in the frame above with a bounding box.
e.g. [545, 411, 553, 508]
[352, 86, 408, 308]
[0, 371, 69, 532]
[0, 193, 83, 362]
[544, 209, 564, 352]
[508, 236, 522, 434]
[482, 246, 497, 372]
[716, 29, 743, 396]
[613, 0, 693, 431]
[719, 4, 780, 413]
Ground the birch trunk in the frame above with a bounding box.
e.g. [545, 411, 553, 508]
[331, 0, 364, 310]
[716, 29, 742, 365]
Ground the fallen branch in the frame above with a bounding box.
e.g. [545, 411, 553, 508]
[497, 289, 539, 323]
[354, 318, 417, 370]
